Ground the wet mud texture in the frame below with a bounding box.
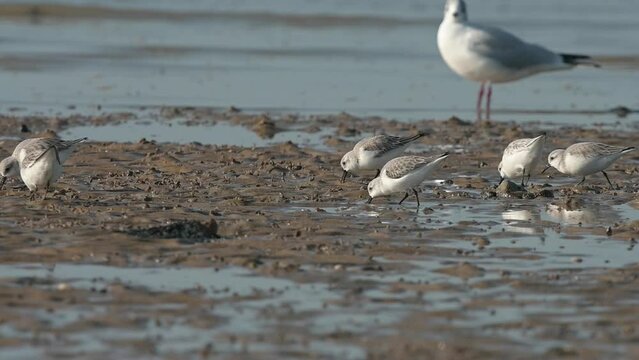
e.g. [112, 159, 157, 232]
[1, 111, 639, 359]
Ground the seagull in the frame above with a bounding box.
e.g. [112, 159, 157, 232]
[437, 0, 599, 120]
[0, 137, 87, 198]
[543, 142, 635, 189]
[367, 153, 449, 208]
[498, 134, 546, 186]
[340, 132, 425, 182]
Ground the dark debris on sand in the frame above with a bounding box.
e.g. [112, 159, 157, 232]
[127, 218, 220, 244]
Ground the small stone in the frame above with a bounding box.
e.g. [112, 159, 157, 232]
[496, 180, 526, 196]
[56, 283, 71, 291]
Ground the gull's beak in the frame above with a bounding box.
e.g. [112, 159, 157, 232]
[341, 170, 348, 183]
[497, 177, 504, 186]
[367, 196, 373, 204]
[541, 164, 551, 174]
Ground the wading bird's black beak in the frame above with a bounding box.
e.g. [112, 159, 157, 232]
[367, 196, 373, 204]
[341, 170, 348, 183]
[0, 177, 6, 190]
[497, 177, 504, 186]
[541, 165, 551, 174]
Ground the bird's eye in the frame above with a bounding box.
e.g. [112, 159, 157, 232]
[453, 12, 459, 17]
[341, 161, 346, 166]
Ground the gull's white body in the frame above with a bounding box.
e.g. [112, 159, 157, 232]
[367, 154, 449, 200]
[499, 134, 546, 180]
[341, 133, 424, 178]
[548, 142, 635, 178]
[437, 14, 568, 84]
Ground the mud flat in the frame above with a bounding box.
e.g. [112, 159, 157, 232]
[1, 110, 639, 359]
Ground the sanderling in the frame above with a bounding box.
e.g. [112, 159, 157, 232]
[498, 134, 546, 186]
[367, 153, 449, 208]
[543, 142, 635, 188]
[0, 137, 87, 197]
[437, 0, 598, 120]
[341, 132, 425, 182]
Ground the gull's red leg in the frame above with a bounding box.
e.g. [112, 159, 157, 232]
[476, 82, 485, 121]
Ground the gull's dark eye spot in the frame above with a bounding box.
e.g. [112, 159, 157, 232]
[453, 12, 459, 17]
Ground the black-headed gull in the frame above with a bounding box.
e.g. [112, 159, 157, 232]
[437, 0, 598, 120]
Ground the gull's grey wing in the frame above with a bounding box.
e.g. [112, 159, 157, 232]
[566, 142, 634, 159]
[359, 133, 424, 158]
[383, 156, 431, 179]
[467, 23, 560, 71]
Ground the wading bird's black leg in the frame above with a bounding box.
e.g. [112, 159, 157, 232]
[576, 177, 586, 187]
[520, 168, 526, 187]
[412, 188, 420, 208]
[398, 192, 409, 205]
[602, 171, 615, 189]
[374, 169, 381, 178]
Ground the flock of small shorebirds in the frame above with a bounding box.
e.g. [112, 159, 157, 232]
[0, 0, 634, 208]
[341, 132, 634, 208]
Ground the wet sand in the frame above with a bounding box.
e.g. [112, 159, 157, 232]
[1, 110, 639, 358]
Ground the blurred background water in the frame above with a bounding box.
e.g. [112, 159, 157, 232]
[0, 0, 637, 123]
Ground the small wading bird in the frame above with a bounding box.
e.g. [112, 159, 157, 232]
[437, 0, 599, 120]
[340, 132, 425, 182]
[498, 134, 546, 186]
[367, 153, 449, 209]
[0, 137, 87, 198]
[543, 142, 635, 189]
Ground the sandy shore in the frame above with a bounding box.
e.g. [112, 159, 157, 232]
[1, 110, 638, 359]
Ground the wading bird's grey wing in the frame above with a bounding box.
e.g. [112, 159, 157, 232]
[360, 134, 424, 158]
[503, 138, 532, 155]
[20, 138, 64, 168]
[567, 142, 631, 159]
[383, 156, 430, 179]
